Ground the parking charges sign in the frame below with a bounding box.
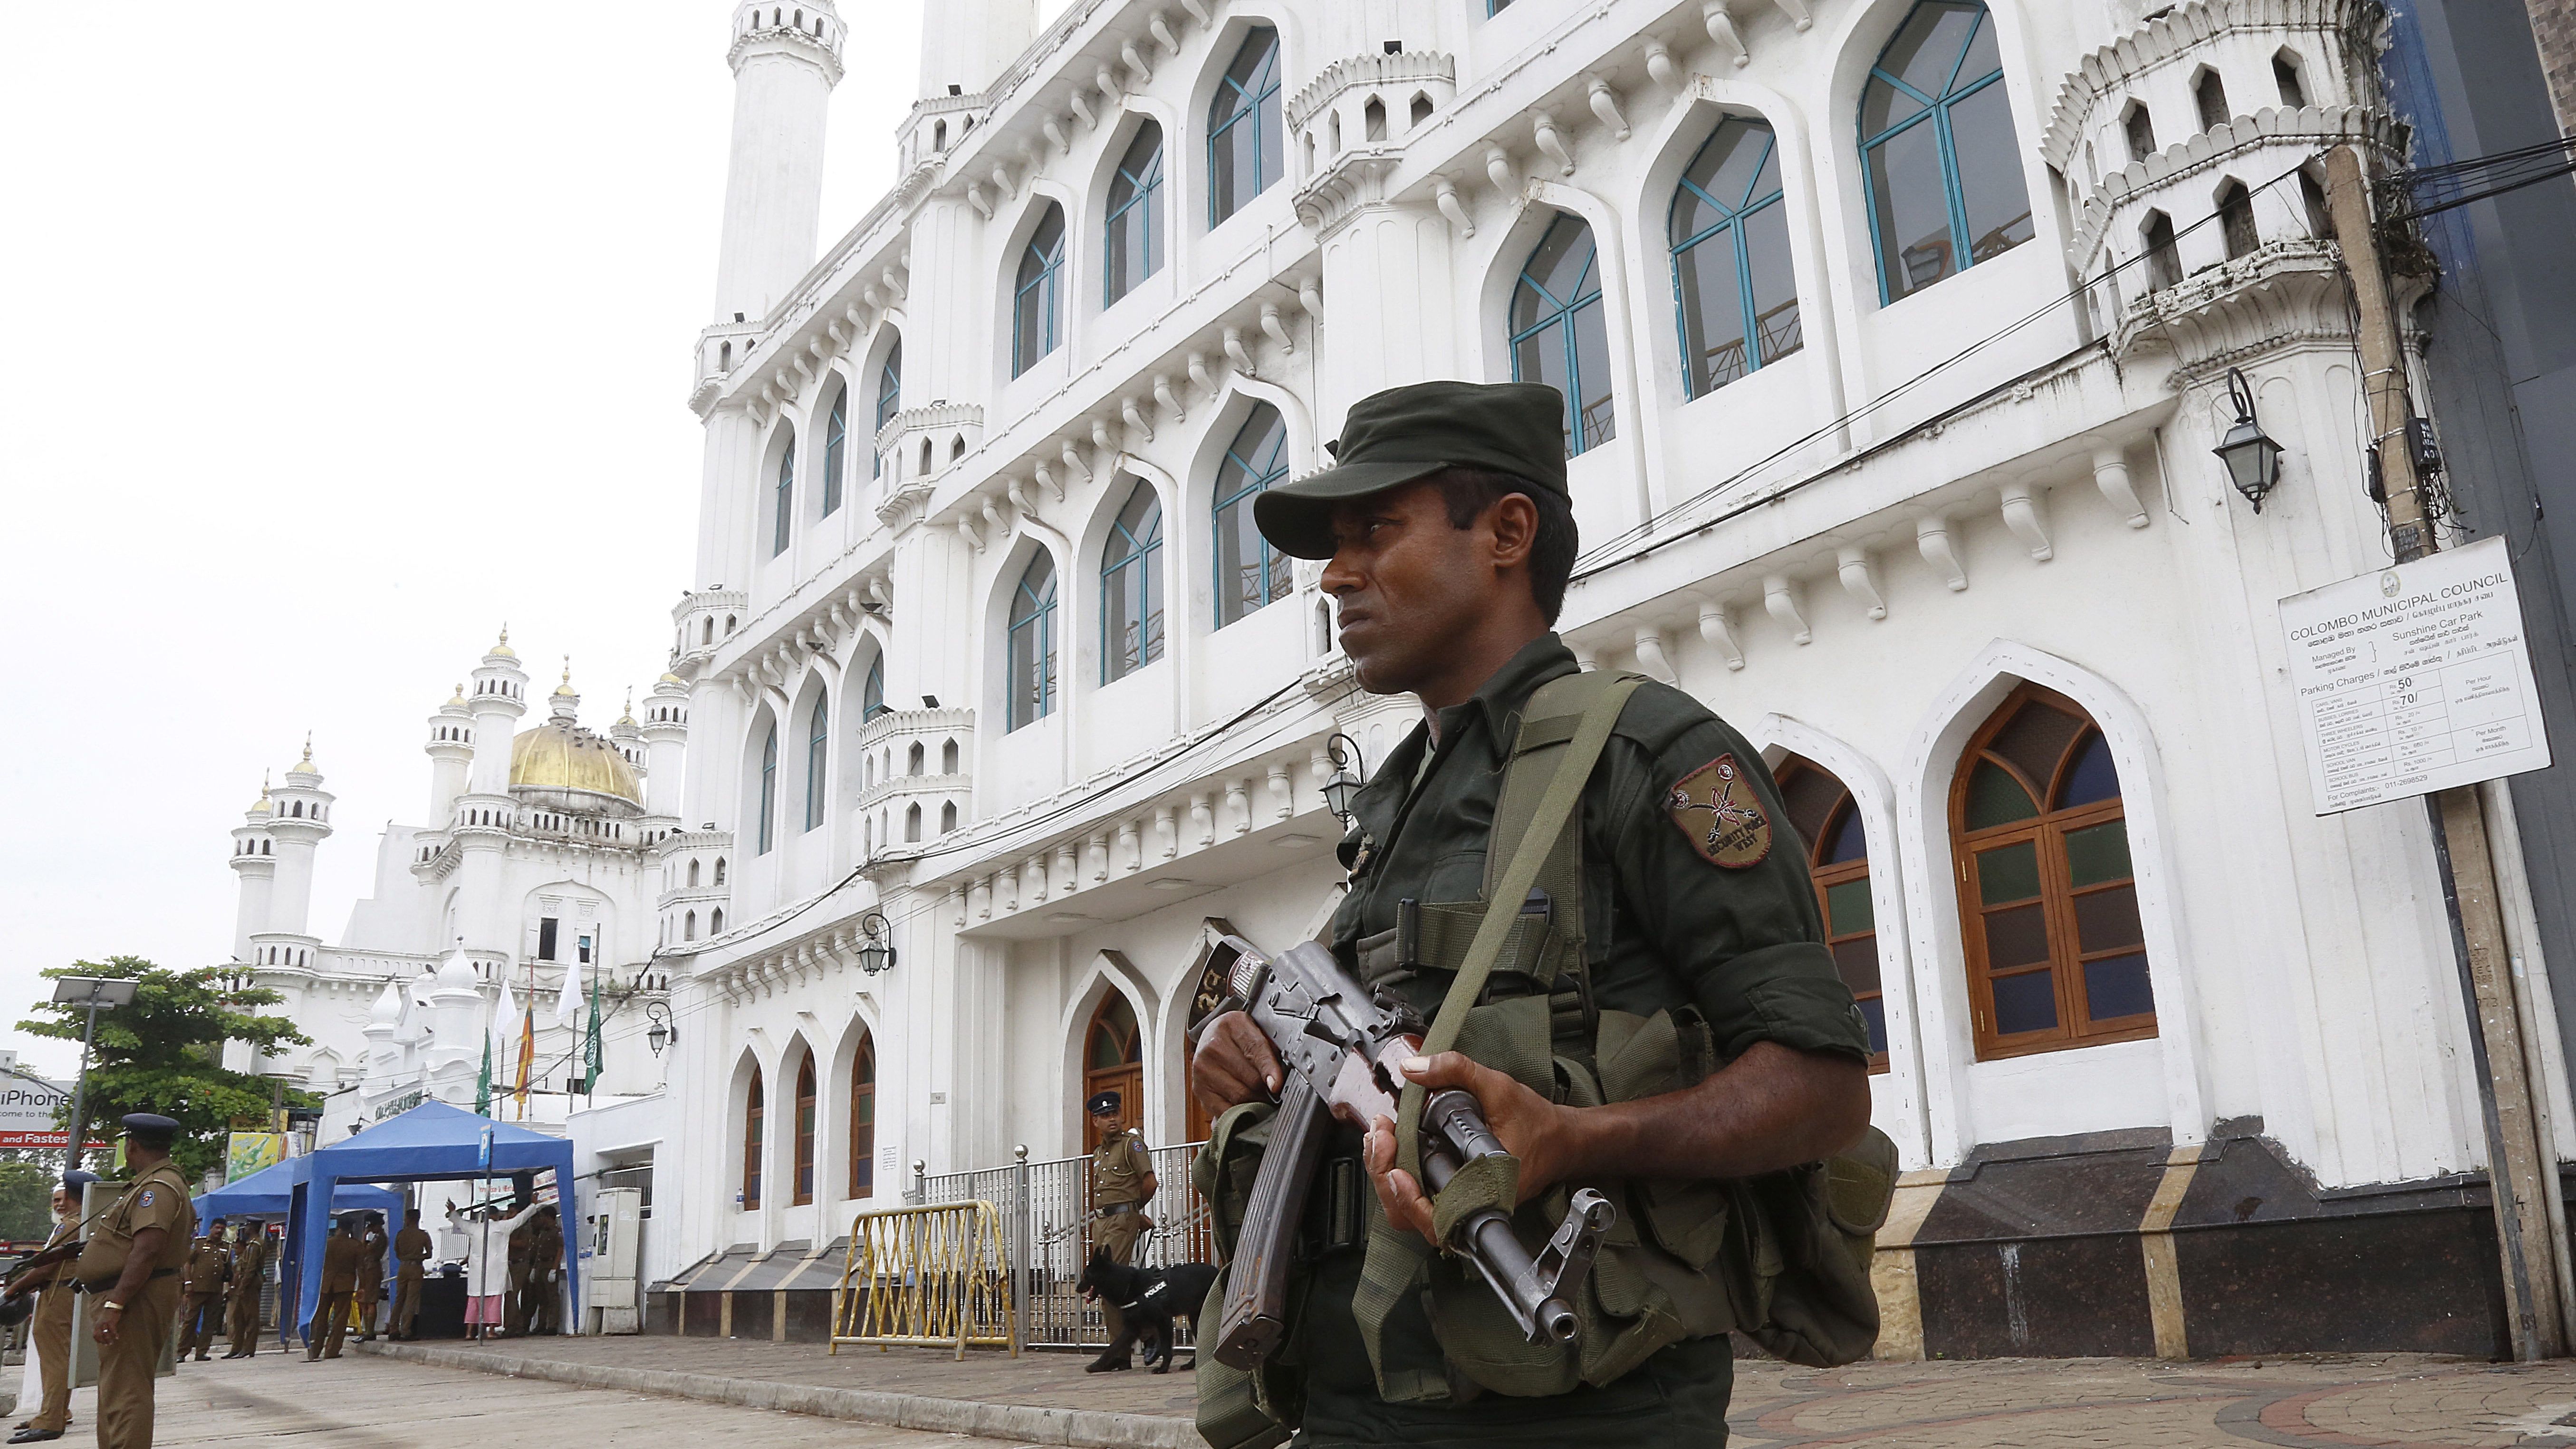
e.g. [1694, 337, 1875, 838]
[2278, 536, 2553, 814]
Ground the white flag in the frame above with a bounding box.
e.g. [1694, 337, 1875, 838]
[553, 952, 583, 1026]
[491, 977, 518, 1064]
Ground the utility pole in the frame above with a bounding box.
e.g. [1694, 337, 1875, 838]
[51, 976, 138, 1178]
[2325, 144, 2569, 1361]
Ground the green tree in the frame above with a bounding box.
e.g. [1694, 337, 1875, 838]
[18, 957, 312, 1180]
[0, 1160, 52, 1242]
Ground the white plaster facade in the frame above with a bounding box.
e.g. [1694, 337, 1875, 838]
[223, 642, 680, 1142]
[206, 0, 2564, 1282]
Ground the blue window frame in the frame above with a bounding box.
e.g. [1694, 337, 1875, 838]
[1013, 205, 1067, 377]
[1212, 404, 1291, 627]
[1671, 118, 1802, 396]
[1007, 552, 1058, 729]
[1859, 0, 2033, 303]
[757, 724, 778, 854]
[804, 694, 828, 832]
[872, 339, 901, 478]
[861, 656, 887, 721]
[1509, 213, 1616, 457]
[770, 434, 795, 556]
[1105, 124, 1166, 306]
[1100, 481, 1164, 682]
[1208, 28, 1282, 227]
[821, 383, 847, 516]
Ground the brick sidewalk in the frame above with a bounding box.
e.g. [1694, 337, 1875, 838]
[367, 1335, 2576, 1447]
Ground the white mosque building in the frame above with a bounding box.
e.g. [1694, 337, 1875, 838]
[231, 0, 2576, 1358]
[222, 638, 683, 1140]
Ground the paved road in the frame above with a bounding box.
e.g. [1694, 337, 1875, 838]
[149, 1348, 1046, 1448]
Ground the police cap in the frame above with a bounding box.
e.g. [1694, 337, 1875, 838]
[1085, 1090, 1121, 1117]
[119, 1112, 180, 1148]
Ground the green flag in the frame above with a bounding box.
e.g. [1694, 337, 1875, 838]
[474, 1025, 492, 1116]
[584, 966, 604, 1094]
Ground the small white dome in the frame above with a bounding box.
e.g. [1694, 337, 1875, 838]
[434, 950, 479, 991]
[370, 978, 404, 1025]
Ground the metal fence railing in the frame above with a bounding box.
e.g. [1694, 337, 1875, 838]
[913, 1141, 1211, 1351]
[830, 1200, 1020, 1359]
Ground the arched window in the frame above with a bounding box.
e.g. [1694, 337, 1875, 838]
[872, 339, 901, 478]
[940, 801, 957, 832]
[941, 738, 959, 773]
[906, 741, 924, 775]
[821, 382, 848, 516]
[2142, 210, 2181, 291]
[757, 724, 779, 854]
[1860, 0, 2032, 303]
[862, 656, 887, 721]
[1671, 116, 1801, 396]
[2217, 179, 2257, 260]
[849, 1030, 876, 1198]
[1084, 992, 1143, 1150]
[1101, 480, 1165, 680]
[792, 1053, 817, 1206]
[1007, 551, 1058, 729]
[1953, 683, 2154, 1058]
[904, 802, 922, 841]
[687, 859, 701, 888]
[686, 910, 699, 941]
[1511, 212, 1615, 456]
[1012, 204, 1067, 377]
[771, 432, 795, 556]
[2192, 67, 2231, 132]
[711, 907, 724, 933]
[1209, 27, 1283, 225]
[1105, 124, 1165, 305]
[714, 857, 728, 886]
[804, 694, 829, 832]
[1776, 757, 1887, 1072]
[742, 1066, 765, 1210]
[1212, 403, 1291, 627]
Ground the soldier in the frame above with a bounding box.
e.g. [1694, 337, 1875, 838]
[501, 1207, 535, 1337]
[1080, 1090, 1155, 1373]
[1189, 381, 1872, 1446]
[223, 1219, 269, 1358]
[6, 1169, 96, 1445]
[78, 1114, 198, 1449]
[352, 1212, 386, 1342]
[518, 1206, 563, 1337]
[388, 1207, 433, 1341]
[305, 1214, 366, 1361]
[174, 1217, 230, 1362]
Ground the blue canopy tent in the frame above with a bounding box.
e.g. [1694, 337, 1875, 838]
[192, 1157, 403, 1221]
[291, 1101, 579, 1342]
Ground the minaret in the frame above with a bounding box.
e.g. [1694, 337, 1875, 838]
[547, 660, 581, 729]
[464, 631, 529, 800]
[426, 683, 473, 822]
[422, 950, 486, 1100]
[363, 977, 405, 1085]
[713, 0, 846, 324]
[265, 739, 335, 940]
[918, 0, 1037, 100]
[611, 690, 646, 777]
[227, 780, 277, 962]
[639, 673, 691, 823]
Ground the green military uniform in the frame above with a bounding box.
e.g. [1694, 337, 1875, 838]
[77, 1154, 196, 1449]
[390, 1222, 433, 1339]
[1294, 633, 1869, 1447]
[175, 1232, 229, 1360]
[224, 1230, 269, 1356]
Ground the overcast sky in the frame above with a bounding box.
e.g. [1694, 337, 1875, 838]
[0, 1, 1002, 1075]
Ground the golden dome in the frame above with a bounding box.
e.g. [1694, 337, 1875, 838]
[490, 626, 517, 660]
[509, 719, 643, 804]
[553, 658, 576, 697]
[659, 672, 684, 685]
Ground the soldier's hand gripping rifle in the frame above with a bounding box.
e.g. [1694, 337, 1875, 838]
[1207, 936, 1615, 1370]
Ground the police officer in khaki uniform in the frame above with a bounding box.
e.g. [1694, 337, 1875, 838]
[388, 1208, 433, 1341]
[79, 1114, 197, 1449]
[7, 1170, 97, 1444]
[518, 1206, 563, 1336]
[351, 1213, 386, 1342]
[307, 1215, 367, 1360]
[1191, 382, 1872, 1446]
[222, 1222, 269, 1358]
[1080, 1091, 1154, 1372]
[174, 1218, 229, 1362]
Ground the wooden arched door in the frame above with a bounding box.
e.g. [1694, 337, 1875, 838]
[1083, 993, 1143, 1151]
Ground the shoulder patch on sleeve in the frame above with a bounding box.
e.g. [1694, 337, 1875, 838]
[1666, 753, 1773, 869]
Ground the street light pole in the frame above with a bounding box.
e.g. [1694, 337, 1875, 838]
[51, 976, 139, 1178]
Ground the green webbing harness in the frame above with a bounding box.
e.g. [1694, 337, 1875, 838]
[1350, 669, 1645, 1402]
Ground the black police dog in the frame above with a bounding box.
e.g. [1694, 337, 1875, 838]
[1077, 1248, 1220, 1373]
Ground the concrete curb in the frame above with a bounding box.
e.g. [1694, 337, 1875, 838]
[353, 1341, 1199, 1449]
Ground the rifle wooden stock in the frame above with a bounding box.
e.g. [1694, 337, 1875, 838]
[1212, 1072, 1330, 1370]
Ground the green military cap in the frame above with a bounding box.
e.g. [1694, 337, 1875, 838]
[1252, 380, 1568, 560]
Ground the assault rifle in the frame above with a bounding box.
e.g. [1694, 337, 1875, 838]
[1206, 935, 1614, 1369]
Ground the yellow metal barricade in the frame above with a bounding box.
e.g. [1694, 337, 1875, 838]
[829, 1200, 1020, 1359]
